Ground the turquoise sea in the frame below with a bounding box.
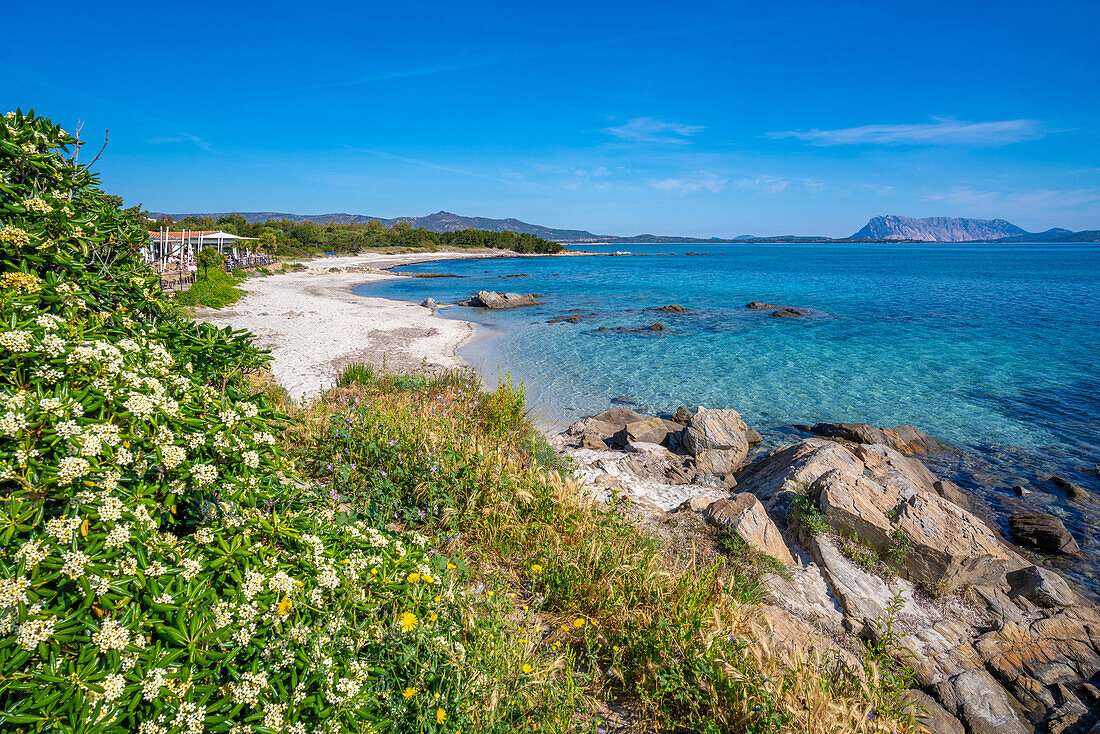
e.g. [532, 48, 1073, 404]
[355, 242, 1100, 594]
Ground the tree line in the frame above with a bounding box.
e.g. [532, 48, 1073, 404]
[148, 213, 563, 255]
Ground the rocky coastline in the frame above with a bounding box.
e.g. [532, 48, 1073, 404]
[552, 406, 1100, 734]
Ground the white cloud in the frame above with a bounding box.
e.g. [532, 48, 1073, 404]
[148, 132, 211, 151]
[769, 117, 1047, 146]
[607, 117, 705, 144]
[922, 186, 1100, 211]
[648, 173, 727, 194]
[733, 175, 790, 193]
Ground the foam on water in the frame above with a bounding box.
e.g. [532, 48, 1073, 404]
[355, 242, 1100, 595]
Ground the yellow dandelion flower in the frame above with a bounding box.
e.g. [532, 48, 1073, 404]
[574, 617, 586, 628]
[402, 687, 417, 700]
[433, 595, 441, 603]
[429, 613, 438, 622]
[436, 708, 447, 725]
[277, 598, 293, 615]
[613, 645, 620, 652]
[423, 574, 434, 584]
[529, 564, 542, 574]
[398, 611, 419, 633]
[486, 590, 494, 598]
[522, 664, 533, 674]
[407, 572, 420, 584]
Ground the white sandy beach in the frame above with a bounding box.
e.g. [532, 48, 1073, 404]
[193, 251, 505, 401]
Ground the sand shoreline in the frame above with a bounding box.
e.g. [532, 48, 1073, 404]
[192, 250, 514, 401]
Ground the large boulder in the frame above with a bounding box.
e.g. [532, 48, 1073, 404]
[736, 438, 865, 516]
[740, 438, 1018, 591]
[1009, 513, 1081, 555]
[682, 408, 751, 457]
[457, 291, 543, 309]
[612, 417, 681, 448]
[814, 463, 1014, 590]
[1006, 565, 1076, 608]
[704, 494, 794, 565]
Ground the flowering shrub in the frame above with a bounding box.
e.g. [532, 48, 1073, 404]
[0, 109, 562, 733]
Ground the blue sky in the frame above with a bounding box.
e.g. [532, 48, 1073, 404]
[3, 0, 1098, 236]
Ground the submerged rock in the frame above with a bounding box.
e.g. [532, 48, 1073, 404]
[1009, 513, 1081, 555]
[654, 304, 689, 312]
[1050, 475, 1092, 501]
[745, 301, 781, 309]
[645, 323, 665, 331]
[771, 307, 812, 318]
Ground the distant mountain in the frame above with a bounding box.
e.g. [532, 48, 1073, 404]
[149, 209, 1097, 244]
[851, 215, 1028, 242]
[148, 210, 601, 242]
[991, 227, 1100, 243]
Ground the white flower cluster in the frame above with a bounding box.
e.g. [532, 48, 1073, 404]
[46, 516, 81, 542]
[0, 330, 33, 353]
[15, 616, 55, 649]
[57, 456, 90, 484]
[92, 618, 131, 653]
[192, 463, 217, 486]
[60, 550, 90, 579]
[0, 576, 31, 607]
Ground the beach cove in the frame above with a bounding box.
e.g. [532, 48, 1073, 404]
[190, 245, 1100, 732]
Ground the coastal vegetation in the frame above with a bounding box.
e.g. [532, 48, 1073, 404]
[150, 213, 564, 257]
[0, 109, 919, 732]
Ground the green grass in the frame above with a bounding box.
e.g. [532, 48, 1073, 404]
[280, 368, 920, 733]
[173, 267, 243, 309]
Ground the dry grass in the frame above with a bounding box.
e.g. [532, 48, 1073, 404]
[268, 366, 922, 733]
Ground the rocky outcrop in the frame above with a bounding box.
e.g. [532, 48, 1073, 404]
[456, 291, 543, 309]
[745, 301, 781, 309]
[1009, 514, 1081, 555]
[654, 304, 688, 312]
[810, 421, 943, 455]
[558, 421, 1100, 734]
[703, 494, 794, 565]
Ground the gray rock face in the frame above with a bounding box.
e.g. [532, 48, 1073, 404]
[906, 689, 966, 734]
[1006, 565, 1076, 608]
[933, 669, 1031, 734]
[420, 297, 437, 309]
[704, 494, 794, 565]
[851, 215, 1028, 242]
[457, 291, 543, 309]
[1009, 513, 1081, 555]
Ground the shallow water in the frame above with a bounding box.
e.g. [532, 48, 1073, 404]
[355, 242, 1100, 596]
